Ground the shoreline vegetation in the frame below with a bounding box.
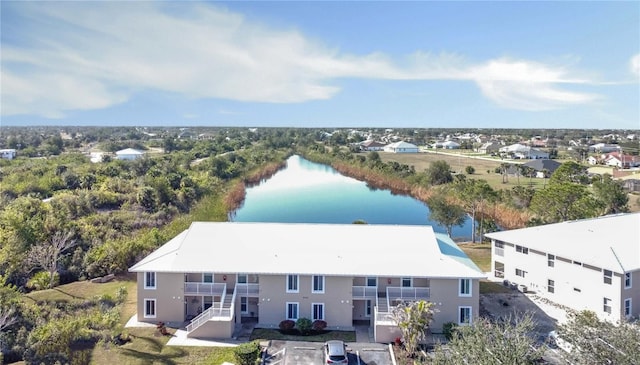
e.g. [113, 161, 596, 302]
[298, 149, 532, 231]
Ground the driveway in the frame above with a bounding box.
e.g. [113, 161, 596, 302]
[263, 340, 393, 365]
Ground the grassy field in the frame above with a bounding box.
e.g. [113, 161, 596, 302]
[378, 150, 552, 191]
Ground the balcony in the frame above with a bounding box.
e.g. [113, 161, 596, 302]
[352, 286, 377, 299]
[184, 282, 226, 296]
[387, 286, 430, 301]
[235, 283, 260, 296]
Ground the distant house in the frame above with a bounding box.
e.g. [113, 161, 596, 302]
[441, 141, 461, 149]
[115, 148, 144, 160]
[383, 141, 419, 153]
[499, 144, 548, 159]
[587, 156, 599, 165]
[603, 152, 640, 168]
[623, 179, 640, 192]
[0, 149, 17, 160]
[589, 143, 621, 153]
[360, 140, 386, 152]
[487, 213, 640, 323]
[478, 142, 500, 155]
[90, 152, 106, 163]
[521, 159, 561, 178]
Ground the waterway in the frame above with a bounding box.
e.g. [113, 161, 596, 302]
[231, 155, 472, 240]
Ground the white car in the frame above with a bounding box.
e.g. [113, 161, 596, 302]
[324, 340, 348, 364]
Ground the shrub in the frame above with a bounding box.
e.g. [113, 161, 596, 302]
[234, 340, 260, 365]
[443, 321, 459, 340]
[312, 320, 327, 331]
[465, 166, 475, 175]
[27, 271, 58, 291]
[278, 320, 295, 332]
[296, 317, 312, 335]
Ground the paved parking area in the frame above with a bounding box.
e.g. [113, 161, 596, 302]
[263, 340, 393, 365]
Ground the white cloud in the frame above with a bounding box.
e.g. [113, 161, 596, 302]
[1, 2, 602, 117]
[631, 54, 640, 77]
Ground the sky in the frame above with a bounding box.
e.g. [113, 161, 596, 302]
[1, 1, 639, 129]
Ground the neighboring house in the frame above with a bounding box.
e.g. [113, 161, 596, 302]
[441, 141, 461, 149]
[587, 156, 599, 165]
[478, 142, 501, 155]
[589, 143, 621, 153]
[623, 179, 640, 192]
[360, 140, 386, 152]
[129, 222, 485, 341]
[487, 213, 640, 322]
[499, 144, 549, 159]
[383, 141, 419, 153]
[521, 159, 561, 178]
[603, 152, 640, 168]
[115, 148, 144, 160]
[90, 152, 105, 163]
[0, 149, 17, 160]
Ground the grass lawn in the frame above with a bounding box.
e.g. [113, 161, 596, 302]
[458, 242, 492, 272]
[250, 328, 356, 342]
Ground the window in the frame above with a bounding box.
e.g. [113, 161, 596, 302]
[401, 277, 412, 288]
[459, 279, 471, 297]
[144, 299, 156, 318]
[547, 254, 555, 268]
[458, 306, 472, 325]
[240, 297, 248, 313]
[573, 261, 582, 266]
[603, 270, 612, 285]
[516, 245, 528, 255]
[144, 272, 156, 289]
[547, 279, 555, 293]
[286, 302, 299, 320]
[312, 303, 325, 321]
[515, 268, 526, 278]
[494, 241, 504, 257]
[237, 274, 248, 284]
[365, 300, 372, 317]
[312, 275, 325, 293]
[286, 275, 299, 293]
[624, 299, 632, 317]
[366, 277, 377, 287]
[203, 273, 213, 283]
[603, 298, 612, 314]
[574, 288, 581, 292]
[625, 273, 632, 289]
[494, 261, 504, 278]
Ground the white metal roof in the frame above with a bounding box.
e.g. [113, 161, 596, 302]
[485, 213, 640, 272]
[115, 148, 143, 155]
[130, 222, 485, 279]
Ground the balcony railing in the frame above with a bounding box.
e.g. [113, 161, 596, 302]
[352, 286, 377, 298]
[184, 282, 226, 296]
[494, 247, 504, 257]
[387, 286, 430, 300]
[374, 306, 395, 325]
[235, 283, 259, 296]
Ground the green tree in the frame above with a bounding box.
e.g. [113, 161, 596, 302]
[551, 161, 588, 184]
[465, 165, 475, 175]
[557, 310, 640, 365]
[427, 194, 467, 237]
[432, 313, 544, 365]
[426, 160, 453, 185]
[530, 182, 598, 223]
[455, 179, 496, 242]
[392, 300, 435, 356]
[592, 174, 629, 215]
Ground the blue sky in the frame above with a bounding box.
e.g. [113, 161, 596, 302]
[1, 1, 639, 129]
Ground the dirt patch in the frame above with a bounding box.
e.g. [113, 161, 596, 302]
[480, 292, 558, 340]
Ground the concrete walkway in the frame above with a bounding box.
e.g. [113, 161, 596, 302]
[355, 324, 374, 343]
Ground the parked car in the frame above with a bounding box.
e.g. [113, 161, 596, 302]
[324, 340, 348, 364]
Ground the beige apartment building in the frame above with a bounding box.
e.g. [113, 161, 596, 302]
[129, 222, 485, 342]
[487, 213, 640, 323]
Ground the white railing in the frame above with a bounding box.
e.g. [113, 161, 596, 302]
[235, 283, 259, 296]
[184, 282, 226, 295]
[352, 286, 377, 298]
[186, 305, 217, 332]
[494, 247, 504, 256]
[374, 306, 395, 324]
[387, 286, 430, 300]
